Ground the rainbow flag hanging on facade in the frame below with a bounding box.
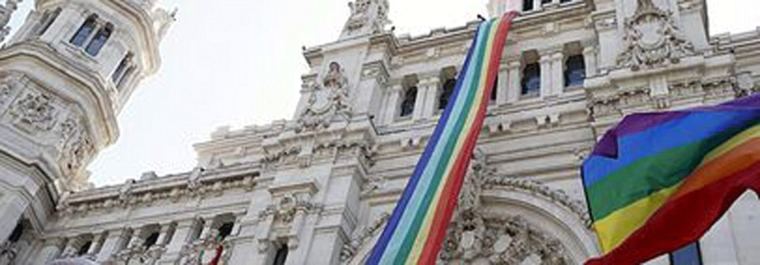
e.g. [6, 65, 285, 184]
[583, 95, 760, 264]
[366, 12, 518, 265]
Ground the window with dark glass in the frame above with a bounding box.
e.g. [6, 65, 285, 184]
[560, 0, 572, 3]
[85, 23, 112, 56]
[272, 244, 289, 265]
[218, 222, 234, 240]
[112, 53, 133, 83]
[671, 243, 703, 265]
[70, 15, 97, 47]
[37, 8, 62, 36]
[77, 241, 92, 256]
[399, 86, 417, 118]
[564, 54, 586, 87]
[117, 65, 136, 89]
[7, 223, 23, 243]
[541, 0, 552, 5]
[490, 78, 498, 102]
[439, 78, 456, 110]
[522, 0, 534, 11]
[143, 232, 160, 248]
[521, 63, 540, 96]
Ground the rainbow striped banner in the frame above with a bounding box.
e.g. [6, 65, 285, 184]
[367, 12, 518, 265]
[584, 95, 760, 264]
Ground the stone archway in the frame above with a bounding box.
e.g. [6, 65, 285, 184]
[341, 176, 599, 265]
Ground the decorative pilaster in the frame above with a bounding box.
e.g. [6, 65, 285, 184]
[420, 76, 441, 119]
[583, 46, 598, 78]
[494, 64, 509, 105]
[382, 84, 403, 125]
[412, 80, 428, 122]
[85, 232, 106, 258]
[96, 229, 130, 262]
[550, 51, 564, 96]
[539, 54, 552, 98]
[506, 61, 521, 103]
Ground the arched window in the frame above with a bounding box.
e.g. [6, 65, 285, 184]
[272, 244, 289, 265]
[399, 86, 417, 118]
[439, 78, 456, 110]
[112, 53, 133, 83]
[70, 15, 97, 47]
[521, 63, 541, 96]
[85, 23, 113, 56]
[36, 8, 62, 36]
[564, 54, 586, 88]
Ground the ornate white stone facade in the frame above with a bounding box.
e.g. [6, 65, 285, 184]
[1, 0, 759, 264]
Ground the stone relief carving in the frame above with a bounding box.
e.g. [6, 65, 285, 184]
[57, 173, 256, 216]
[113, 237, 166, 265]
[258, 193, 322, 224]
[0, 74, 21, 107]
[617, 0, 694, 70]
[296, 62, 352, 133]
[57, 117, 95, 178]
[340, 150, 582, 264]
[438, 214, 569, 265]
[0, 0, 21, 42]
[0, 241, 18, 265]
[178, 229, 232, 265]
[344, 0, 390, 35]
[8, 91, 57, 132]
[256, 192, 323, 252]
[339, 212, 390, 262]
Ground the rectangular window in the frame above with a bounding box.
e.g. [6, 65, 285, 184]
[670, 243, 703, 265]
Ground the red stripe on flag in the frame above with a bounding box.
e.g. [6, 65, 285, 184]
[586, 162, 760, 265]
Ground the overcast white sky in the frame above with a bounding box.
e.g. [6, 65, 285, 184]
[7, 1, 760, 186]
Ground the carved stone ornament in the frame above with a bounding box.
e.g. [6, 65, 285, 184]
[179, 229, 232, 265]
[0, 0, 21, 43]
[0, 241, 18, 264]
[57, 117, 96, 179]
[258, 193, 322, 224]
[9, 91, 57, 132]
[296, 62, 352, 132]
[617, 0, 695, 70]
[343, 0, 390, 36]
[113, 238, 166, 265]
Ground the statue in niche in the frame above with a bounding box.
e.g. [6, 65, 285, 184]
[296, 62, 351, 132]
[617, 0, 694, 70]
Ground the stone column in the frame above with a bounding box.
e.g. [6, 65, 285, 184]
[86, 232, 106, 257]
[96, 229, 130, 262]
[412, 80, 428, 122]
[155, 223, 174, 247]
[539, 53, 552, 98]
[0, 196, 26, 243]
[583, 46, 598, 78]
[60, 237, 80, 258]
[420, 76, 441, 119]
[550, 51, 564, 96]
[32, 238, 66, 264]
[495, 65, 509, 105]
[381, 84, 403, 125]
[506, 61, 521, 103]
[159, 219, 198, 264]
[532, 0, 542, 11]
[127, 227, 144, 249]
[198, 216, 216, 241]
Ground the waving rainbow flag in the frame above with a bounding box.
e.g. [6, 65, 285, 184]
[584, 95, 760, 264]
[366, 12, 517, 265]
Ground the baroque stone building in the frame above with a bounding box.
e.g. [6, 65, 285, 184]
[0, 0, 758, 264]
